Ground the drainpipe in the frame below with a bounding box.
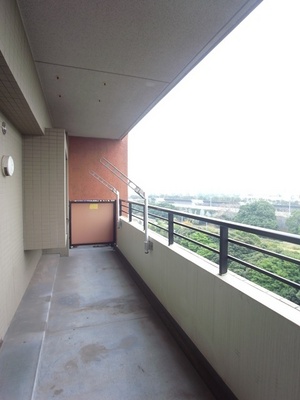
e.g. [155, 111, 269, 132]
[99, 157, 152, 254]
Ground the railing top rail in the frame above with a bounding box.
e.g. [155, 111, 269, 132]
[120, 199, 300, 245]
[120, 199, 300, 303]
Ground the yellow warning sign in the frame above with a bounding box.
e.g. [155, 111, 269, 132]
[89, 204, 98, 210]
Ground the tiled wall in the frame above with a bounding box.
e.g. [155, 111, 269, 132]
[23, 129, 67, 250]
[0, 112, 41, 342]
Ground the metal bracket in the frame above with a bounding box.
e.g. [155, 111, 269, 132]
[99, 157, 151, 254]
[144, 240, 153, 254]
[89, 170, 120, 228]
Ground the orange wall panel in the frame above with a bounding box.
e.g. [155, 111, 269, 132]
[69, 136, 128, 201]
[70, 202, 115, 245]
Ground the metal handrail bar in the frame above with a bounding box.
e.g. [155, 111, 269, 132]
[121, 205, 129, 215]
[173, 232, 219, 255]
[146, 219, 219, 255]
[131, 206, 144, 216]
[173, 219, 220, 239]
[133, 201, 300, 245]
[120, 199, 300, 293]
[228, 255, 300, 290]
[148, 212, 168, 223]
[148, 220, 169, 234]
[228, 238, 300, 266]
[133, 214, 144, 223]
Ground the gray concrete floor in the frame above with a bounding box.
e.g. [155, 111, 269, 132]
[0, 246, 215, 400]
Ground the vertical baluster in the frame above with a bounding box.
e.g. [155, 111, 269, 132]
[219, 226, 228, 275]
[129, 202, 132, 222]
[168, 212, 174, 246]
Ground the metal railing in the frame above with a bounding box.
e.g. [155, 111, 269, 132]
[120, 200, 300, 294]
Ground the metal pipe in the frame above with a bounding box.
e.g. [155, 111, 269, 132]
[144, 194, 149, 253]
[99, 158, 151, 253]
[89, 170, 120, 228]
[116, 191, 120, 226]
[100, 158, 145, 199]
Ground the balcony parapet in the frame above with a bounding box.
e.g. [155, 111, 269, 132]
[117, 217, 300, 400]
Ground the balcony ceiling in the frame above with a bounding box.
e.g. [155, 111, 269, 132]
[17, 0, 262, 139]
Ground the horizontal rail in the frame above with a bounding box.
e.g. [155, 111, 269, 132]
[120, 199, 300, 301]
[138, 202, 300, 244]
[175, 220, 220, 239]
[174, 232, 219, 255]
[228, 255, 300, 290]
[228, 238, 300, 266]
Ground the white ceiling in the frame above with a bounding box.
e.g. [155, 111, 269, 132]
[16, 0, 262, 139]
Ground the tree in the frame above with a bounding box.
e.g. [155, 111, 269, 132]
[234, 200, 277, 229]
[286, 210, 300, 235]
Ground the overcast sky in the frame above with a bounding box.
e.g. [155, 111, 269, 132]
[128, 0, 299, 199]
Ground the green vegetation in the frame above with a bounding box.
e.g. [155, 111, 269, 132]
[227, 231, 300, 304]
[148, 199, 300, 305]
[286, 210, 300, 234]
[177, 226, 300, 305]
[234, 199, 278, 229]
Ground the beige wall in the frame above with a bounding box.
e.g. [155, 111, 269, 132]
[23, 129, 68, 251]
[117, 219, 300, 400]
[0, 112, 41, 342]
[0, 0, 66, 341]
[0, 0, 57, 342]
[0, 0, 52, 133]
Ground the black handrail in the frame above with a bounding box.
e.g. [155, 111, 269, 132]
[120, 200, 300, 293]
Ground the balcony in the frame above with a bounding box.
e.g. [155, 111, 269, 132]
[117, 201, 300, 400]
[1, 201, 300, 400]
[0, 246, 216, 400]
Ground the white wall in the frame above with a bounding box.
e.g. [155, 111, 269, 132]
[117, 219, 300, 400]
[0, 112, 41, 342]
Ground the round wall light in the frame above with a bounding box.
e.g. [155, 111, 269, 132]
[2, 155, 15, 177]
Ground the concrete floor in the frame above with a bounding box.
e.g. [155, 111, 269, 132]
[0, 246, 215, 400]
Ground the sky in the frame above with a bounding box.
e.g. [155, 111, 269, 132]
[128, 0, 299, 199]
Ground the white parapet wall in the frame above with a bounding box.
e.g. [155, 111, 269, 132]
[117, 218, 300, 400]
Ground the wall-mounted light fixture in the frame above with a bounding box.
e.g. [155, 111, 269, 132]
[2, 155, 15, 177]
